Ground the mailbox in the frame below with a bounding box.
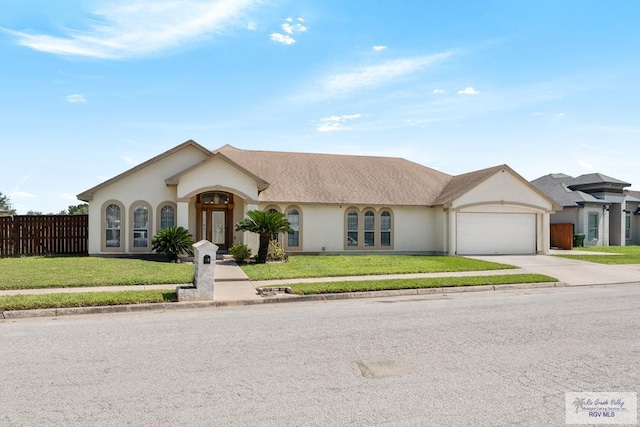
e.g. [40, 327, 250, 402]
[203, 254, 211, 264]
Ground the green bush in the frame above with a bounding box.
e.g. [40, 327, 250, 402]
[229, 243, 252, 264]
[267, 240, 286, 262]
[151, 226, 195, 262]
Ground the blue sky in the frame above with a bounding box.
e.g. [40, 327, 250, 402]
[1, 0, 639, 214]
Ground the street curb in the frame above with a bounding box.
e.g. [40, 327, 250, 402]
[1, 281, 575, 319]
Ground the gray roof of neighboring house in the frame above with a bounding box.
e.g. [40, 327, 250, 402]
[566, 173, 631, 189]
[624, 190, 640, 203]
[531, 173, 608, 207]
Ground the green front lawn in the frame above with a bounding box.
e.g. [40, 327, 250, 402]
[0, 290, 177, 311]
[555, 245, 640, 264]
[264, 274, 558, 295]
[0, 256, 194, 290]
[241, 255, 516, 280]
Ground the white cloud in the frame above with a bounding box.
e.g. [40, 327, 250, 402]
[317, 114, 362, 132]
[432, 89, 445, 94]
[281, 23, 294, 34]
[66, 94, 86, 103]
[2, 0, 259, 59]
[246, 22, 257, 31]
[372, 45, 386, 51]
[270, 16, 306, 44]
[457, 87, 479, 95]
[555, 112, 566, 119]
[310, 51, 455, 100]
[270, 33, 295, 45]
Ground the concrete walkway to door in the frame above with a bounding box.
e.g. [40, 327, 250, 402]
[213, 258, 261, 302]
[468, 253, 640, 286]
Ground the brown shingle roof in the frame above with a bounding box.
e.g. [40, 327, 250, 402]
[216, 145, 453, 206]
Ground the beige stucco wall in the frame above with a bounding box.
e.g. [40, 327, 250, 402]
[254, 203, 442, 253]
[175, 157, 259, 202]
[452, 170, 554, 211]
[87, 145, 209, 254]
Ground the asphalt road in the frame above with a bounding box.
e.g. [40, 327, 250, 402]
[2, 284, 640, 426]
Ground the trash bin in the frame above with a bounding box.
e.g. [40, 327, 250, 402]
[573, 234, 585, 247]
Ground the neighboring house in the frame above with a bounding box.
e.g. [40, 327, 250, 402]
[77, 140, 559, 256]
[531, 173, 640, 247]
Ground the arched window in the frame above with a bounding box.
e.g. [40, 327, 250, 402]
[347, 210, 359, 246]
[105, 204, 121, 248]
[160, 205, 175, 229]
[380, 211, 392, 247]
[132, 205, 149, 248]
[364, 210, 375, 246]
[287, 208, 300, 247]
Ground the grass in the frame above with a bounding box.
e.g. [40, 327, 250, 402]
[0, 290, 177, 311]
[241, 255, 516, 280]
[0, 256, 194, 290]
[554, 245, 640, 264]
[264, 274, 558, 295]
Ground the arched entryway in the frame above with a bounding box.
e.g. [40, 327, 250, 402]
[196, 191, 235, 250]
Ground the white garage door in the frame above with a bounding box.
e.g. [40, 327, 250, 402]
[457, 213, 536, 255]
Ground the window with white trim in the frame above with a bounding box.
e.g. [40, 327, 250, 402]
[160, 205, 175, 229]
[380, 211, 391, 247]
[105, 204, 121, 248]
[287, 208, 300, 247]
[347, 210, 358, 246]
[133, 205, 149, 247]
[626, 214, 631, 239]
[364, 210, 375, 246]
[588, 212, 599, 241]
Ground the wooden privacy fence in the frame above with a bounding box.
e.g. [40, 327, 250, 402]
[550, 223, 574, 250]
[0, 215, 88, 257]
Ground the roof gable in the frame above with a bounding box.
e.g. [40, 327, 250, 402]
[77, 139, 211, 201]
[165, 151, 270, 191]
[434, 165, 560, 210]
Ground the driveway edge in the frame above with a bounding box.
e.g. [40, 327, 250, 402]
[0, 281, 575, 319]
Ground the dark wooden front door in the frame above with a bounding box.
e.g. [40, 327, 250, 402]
[196, 192, 234, 251]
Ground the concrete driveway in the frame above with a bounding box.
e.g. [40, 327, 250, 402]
[469, 253, 640, 286]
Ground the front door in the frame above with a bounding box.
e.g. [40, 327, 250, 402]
[196, 191, 234, 251]
[201, 210, 229, 250]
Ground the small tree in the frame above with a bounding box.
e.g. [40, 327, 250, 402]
[0, 192, 16, 215]
[67, 203, 89, 215]
[235, 210, 292, 263]
[151, 226, 195, 262]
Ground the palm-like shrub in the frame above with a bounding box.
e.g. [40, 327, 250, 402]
[235, 210, 292, 263]
[151, 226, 195, 262]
